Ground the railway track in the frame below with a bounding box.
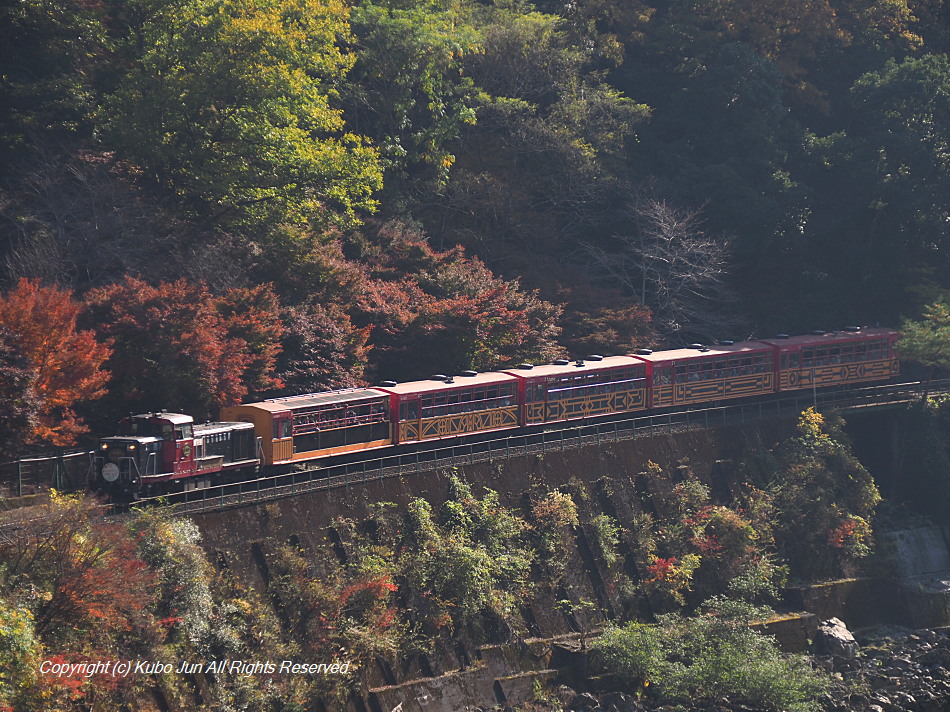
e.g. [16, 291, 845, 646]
[1, 378, 943, 518]
[143, 378, 946, 515]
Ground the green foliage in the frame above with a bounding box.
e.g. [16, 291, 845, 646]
[129, 510, 215, 649]
[0, 597, 39, 711]
[530, 489, 579, 580]
[899, 301, 950, 388]
[399, 475, 533, 634]
[344, 0, 481, 191]
[0, 0, 106, 150]
[589, 513, 622, 569]
[768, 409, 881, 581]
[101, 0, 383, 236]
[592, 600, 829, 712]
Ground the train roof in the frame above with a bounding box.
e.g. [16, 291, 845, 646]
[100, 435, 162, 444]
[125, 412, 194, 425]
[237, 387, 390, 413]
[502, 355, 644, 380]
[758, 327, 898, 349]
[376, 371, 518, 395]
[631, 339, 773, 363]
[194, 420, 255, 436]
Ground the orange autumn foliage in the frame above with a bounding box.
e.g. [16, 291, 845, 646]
[0, 279, 110, 445]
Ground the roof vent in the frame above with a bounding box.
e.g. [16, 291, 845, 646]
[431, 374, 447, 381]
[445, 376, 455, 384]
[775, 333, 790, 339]
[690, 343, 705, 350]
[587, 354, 604, 361]
[844, 325, 862, 332]
[636, 348, 653, 356]
[459, 370, 478, 377]
[811, 330, 827, 336]
[574, 359, 585, 367]
[553, 358, 570, 366]
[700, 347, 710, 352]
[516, 363, 534, 370]
[720, 340, 735, 346]
[379, 380, 398, 387]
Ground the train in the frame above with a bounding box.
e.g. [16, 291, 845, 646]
[91, 326, 899, 498]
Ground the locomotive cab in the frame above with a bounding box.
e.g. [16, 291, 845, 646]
[95, 436, 163, 495]
[94, 412, 197, 497]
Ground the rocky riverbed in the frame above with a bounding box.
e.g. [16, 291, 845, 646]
[491, 625, 950, 712]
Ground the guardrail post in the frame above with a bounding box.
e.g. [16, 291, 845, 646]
[17, 458, 22, 498]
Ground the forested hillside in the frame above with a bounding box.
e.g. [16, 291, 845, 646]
[1, 0, 948, 449]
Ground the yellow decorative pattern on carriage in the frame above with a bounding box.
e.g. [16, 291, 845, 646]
[400, 421, 421, 442]
[527, 388, 647, 423]
[652, 384, 675, 408]
[779, 358, 899, 389]
[410, 406, 519, 441]
[673, 373, 774, 406]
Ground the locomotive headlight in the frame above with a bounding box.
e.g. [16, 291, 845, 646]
[128, 444, 137, 451]
[100, 443, 109, 450]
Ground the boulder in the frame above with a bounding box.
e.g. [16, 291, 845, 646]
[814, 617, 860, 659]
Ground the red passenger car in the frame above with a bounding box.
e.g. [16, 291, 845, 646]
[760, 327, 899, 391]
[632, 340, 777, 409]
[503, 356, 648, 425]
[378, 372, 520, 444]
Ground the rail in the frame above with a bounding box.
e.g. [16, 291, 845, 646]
[150, 379, 948, 515]
[0, 450, 93, 498]
[1, 379, 944, 507]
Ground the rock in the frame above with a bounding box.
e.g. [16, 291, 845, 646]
[556, 685, 577, 706]
[891, 691, 918, 709]
[599, 691, 641, 712]
[814, 617, 860, 659]
[570, 692, 599, 710]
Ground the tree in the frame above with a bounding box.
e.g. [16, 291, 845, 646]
[276, 303, 371, 394]
[802, 55, 950, 322]
[898, 301, 950, 398]
[0, 0, 107, 155]
[586, 193, 739, 341]
[342, 0, 481, 194]
[1, 147, 256, 293]
[850, 54, 950, 276]
[356, 226, 562, 379]
[0, 328, 38, 459]
[592, 599, 829, 711]
[101, 0, 383, 237]
[0, 278, 110, 445]
[415, 9, 648, 270]
[83, 276, 283, 420]
[768, 409, 880, 581]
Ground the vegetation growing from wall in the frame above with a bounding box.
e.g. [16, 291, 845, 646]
[592, 599, 829, 712]
[0, 409, 883, 709]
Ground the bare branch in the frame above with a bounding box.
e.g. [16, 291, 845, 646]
[584, 189, 743, 342]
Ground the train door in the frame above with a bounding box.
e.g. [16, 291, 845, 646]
[272, 411, 293, 462]
[397, 397, 421, 443]
[170, 422, 196, 477]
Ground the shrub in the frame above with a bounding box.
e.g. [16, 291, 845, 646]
[592, 601, 829, 712]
